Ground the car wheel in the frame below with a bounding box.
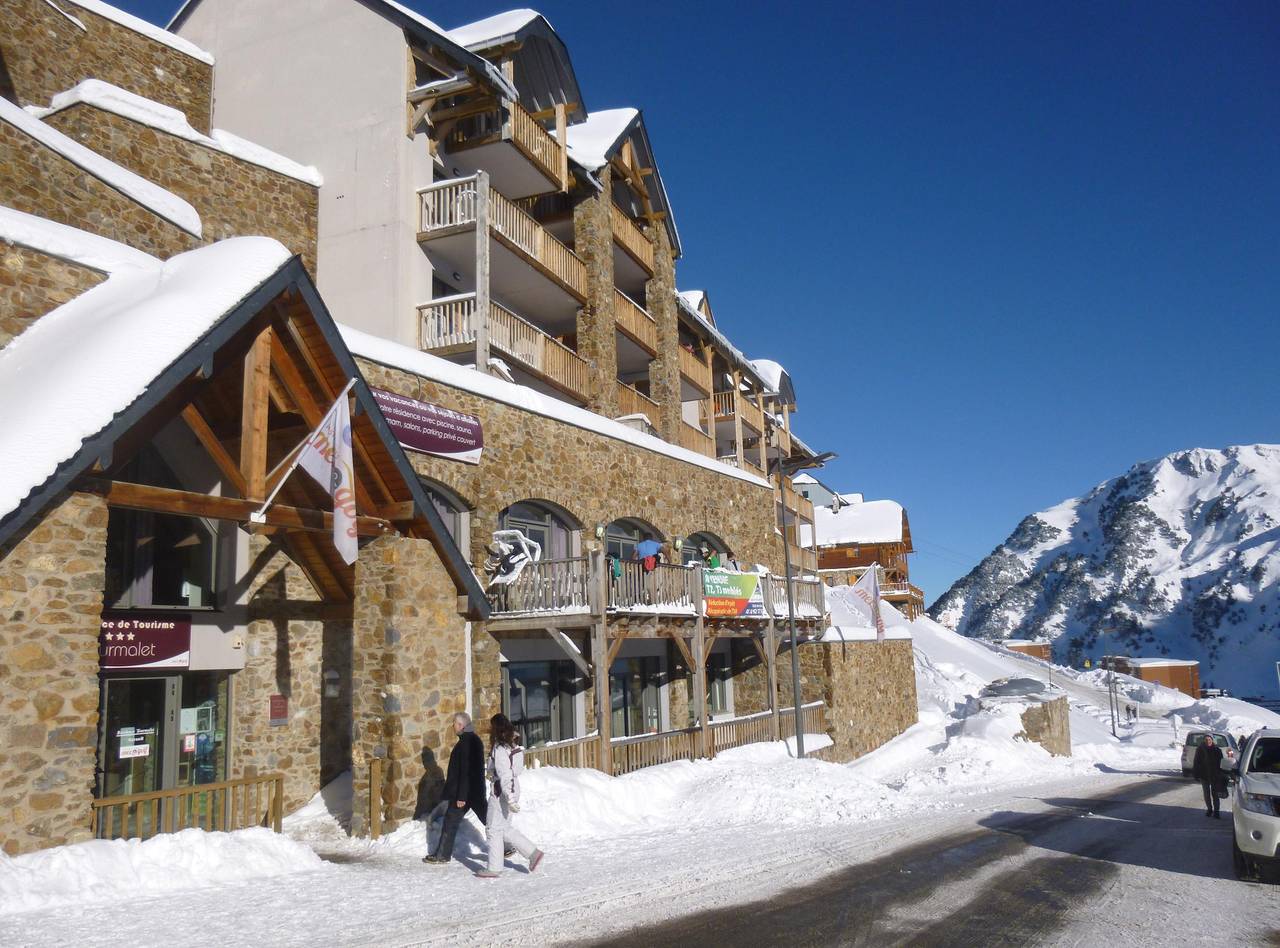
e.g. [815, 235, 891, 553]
[1232, 837, 1253, 882]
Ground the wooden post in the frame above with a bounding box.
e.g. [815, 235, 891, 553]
[272, 775, 284, 833]
[731, 369, 744, 468]
[591, 548, 613, 774]
[692, 563, 709, 759]
[369, 757, 383, 840]
[240, 325, 272, 501]
[762, 579, 781, 741]
[555, 102, 569, 191]
[474, 170, 492, 375]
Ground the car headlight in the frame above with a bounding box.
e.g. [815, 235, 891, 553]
[1240, 792, 1277, 815]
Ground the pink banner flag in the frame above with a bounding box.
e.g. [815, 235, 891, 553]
[297, 389, 358, 564]
[851, 565, 886, 641]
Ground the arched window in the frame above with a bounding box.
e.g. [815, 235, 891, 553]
[499, 500, 580, 559]
[605, 518, 662, 561]
[682, 531, 730, 567]
[420, 478, 470, 548]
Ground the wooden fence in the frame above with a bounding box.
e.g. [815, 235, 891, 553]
[610, 728, 700, 775]
[90, 773, 284, 841]
[524, 735, 602, 770]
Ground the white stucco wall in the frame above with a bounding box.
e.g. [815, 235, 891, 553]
[177, 0, 434, 346]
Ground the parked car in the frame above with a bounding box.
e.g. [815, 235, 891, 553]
[1232, 729, 1280, 881]
[1200, 688, 1231, 699]
[1180, 730, 1237, 777]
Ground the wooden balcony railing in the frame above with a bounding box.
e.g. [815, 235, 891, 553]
[778, 478, 814, 519]
[712, 390, 764, 432]
[418, 294, 592, 402]
[610, 202, 655, 273]
[488, 556, 592, 614]
[614, 289, 657, 353]
[610, 560, 696, 613]
[767, 573, 826, 618]
[679, 422, 715, 458]
[710, 702, 828, 755]
[418, 177, 587, 300]
[616, 381, 659, 421]
[91, 773, 284, 841]
[611, 727, 698, 775]
[678, 346, 712, 393]
[524, 734, 601, 770]
[508, 100, 566, 189]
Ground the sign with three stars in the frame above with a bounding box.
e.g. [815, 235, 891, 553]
[99, 614, 191, 669]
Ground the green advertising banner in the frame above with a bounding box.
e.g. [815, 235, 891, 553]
[703, 571, 766, 618]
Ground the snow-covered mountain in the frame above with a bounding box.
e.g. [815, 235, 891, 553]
[929, 445, 1280, 698]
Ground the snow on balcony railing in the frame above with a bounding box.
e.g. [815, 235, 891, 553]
[609, 560, 695, 614]
[488, 556, 591, 614]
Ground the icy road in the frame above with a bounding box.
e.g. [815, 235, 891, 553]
[600, 776, 1279, 947]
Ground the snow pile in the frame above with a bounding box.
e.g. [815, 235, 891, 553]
[0, 96, 201, 235]
[0, 827, 326, 917]
[810, 496, 905, 547]
[1171, 697, 1280, 737]
[821, 584, 912, 641]
[1076, 669, 1189, 710]
[30, 81, 323, 185]
[0, 214, 291, 523]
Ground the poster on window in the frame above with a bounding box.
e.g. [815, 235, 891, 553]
[371, 388, 483, 464]
[100, 614, 191, 669]
[703, 572, 766, 618]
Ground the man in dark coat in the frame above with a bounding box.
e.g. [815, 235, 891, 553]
[424, 712, 488, 864]
[1192, 735, 1224, 818]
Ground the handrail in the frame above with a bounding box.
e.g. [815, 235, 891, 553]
[610, 727, 698, 775]
[609, 560, 695, 613]
[610, 202, 655, 272]
[614, 288, 657, 352]
[678, 346, 712, 393]
[616, 381, 659, 420]
[679, 422, 715, 458]
[90, 773, 284, 840]
[525, 734, 601, 770]
[489, 556, 591, 613]
[508, 100, 564, 187]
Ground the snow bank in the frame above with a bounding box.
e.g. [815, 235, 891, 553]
[0, 96, 201, 236]
[0, 828, 325, 917]
[30, 81, 322, 185]
[1170, 697, 1280, 737]
[0, 231, 291, 523]
[822, 584, 912, 641]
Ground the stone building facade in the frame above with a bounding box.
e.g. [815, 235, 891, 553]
[0, 0, 214, 132]
[0, 244, 104, 348]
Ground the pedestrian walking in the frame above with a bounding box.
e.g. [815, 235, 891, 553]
[476, 713, 544, 879]
[424, 712, 487, 865]
[1192, 735, 1225, 819]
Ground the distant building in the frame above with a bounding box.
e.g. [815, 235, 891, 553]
[1105, 656, 1201, 697]
[1003, 639, 1053, 661]
[803, 490, 925, 620]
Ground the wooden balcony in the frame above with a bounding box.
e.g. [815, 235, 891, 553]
[611, 202, 655, 273]
[444, 99, 567, 199]
[418, 293, 591, 403]
[679, 422, 715, 458]
[616, 381, 659, 421]
[614, 289, 657, 354]
[679, 346, 712, 394]
[418, 177, 587, 303]
[713, 390, 764, 433]
[778, 479, 814, 520]
[716, 453, 766, 478]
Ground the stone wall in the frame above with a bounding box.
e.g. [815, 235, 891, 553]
[0, 490, 107, 855]
[820, 638, 918, 761]
[0, 119, 197, 258]
[0, 243, 104, 348]
[573, 167, 618, 417]
[236, 535, 353, 814]
[646, 226, 681, 442]
[45, 104, 318, 274]
[350, 532, 469, 836]
[0, 0, 214, 133]
[1019, 696, 1071, 757]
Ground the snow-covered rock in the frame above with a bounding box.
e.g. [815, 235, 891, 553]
[930, 444, 1280, 697]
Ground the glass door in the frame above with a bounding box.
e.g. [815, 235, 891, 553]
[98, 676, 177, 837]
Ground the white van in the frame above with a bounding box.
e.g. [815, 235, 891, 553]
[1232, 729, 1280, 881]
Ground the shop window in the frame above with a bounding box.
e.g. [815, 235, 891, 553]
[606, 518, 660, 562]
[683, 531, 730, 568]
[499, 500, 578, 559]
[502, 660, 580, 747]
[420, 479, 470, 551]
[610, 656, 661, 736]
[105, 447, 222, 610]
[707, 652, 731, 717]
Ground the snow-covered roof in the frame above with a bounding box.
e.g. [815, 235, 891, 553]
[675, 290, 765, 391]
[0, 96, 201, 237]
[750, 358, 796, 408]
[1124, 658, 1200, 668]
[679, 289, 707, 315]
[0, 207, 289, 525]
[792, 473, 818, 485]
[561, 108, 638, 172]
[446, 9, 541, 48]
[73, 0, 214, 64]
[812, 498, 906, 547]
[31, 81, 323, 186]
[340, 325, 773, 491]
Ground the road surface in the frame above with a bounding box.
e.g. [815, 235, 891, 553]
[593, 777, 1279, 947]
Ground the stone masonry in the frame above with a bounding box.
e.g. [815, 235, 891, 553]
[1019, 695, 1072, 757]
[0, 243, 104, 348]
[0, 0, 214, 133]
[0, 490, 107, 855]
[573, 166, 618, 417]
[0, 119, 197, 258]
[646, 225, 682, 443]
[350, 533, 468, 836]
[45, 104, 318, 274]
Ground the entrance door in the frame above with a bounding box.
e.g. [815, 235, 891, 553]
[98, 676, 177, 837]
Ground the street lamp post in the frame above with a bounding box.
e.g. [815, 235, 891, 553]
[771, 450, 837, 760]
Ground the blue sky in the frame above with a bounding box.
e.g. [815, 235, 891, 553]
[125, 0, 1279, 599]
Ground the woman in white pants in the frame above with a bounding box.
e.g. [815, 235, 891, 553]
[476, 713, 544, 879]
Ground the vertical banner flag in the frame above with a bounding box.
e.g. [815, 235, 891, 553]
[851, 566, 886, 641]
[298, 390, 358, 564]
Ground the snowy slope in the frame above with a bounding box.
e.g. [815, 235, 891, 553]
[930, 444, 1280, 698]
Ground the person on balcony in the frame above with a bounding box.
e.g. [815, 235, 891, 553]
[423, 712, 487, 865]
[700, 544, 722, 570]
[635, 537, 663, 573]
[476, 713, 544, 879]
